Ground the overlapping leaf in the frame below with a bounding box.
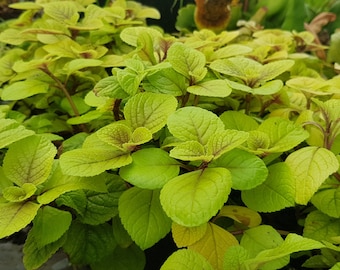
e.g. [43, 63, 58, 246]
[3, 135, 57, 186]
[59, 146, 132, 177]
[285, 146, 339, 205]
[0, 202, 41, 238]
[242, 162, 295, 212]
[0, 119, 35, 149]
[119, 188, 171, 250]
[211, 149, 268, 190]
[189, 222, 239, 270]
[119, 148, 180, 189]
[161, 249, 214, 270]
[160, 168, 232, 227]
[124, 92, 178, 134]
[167, 42, 207, 83]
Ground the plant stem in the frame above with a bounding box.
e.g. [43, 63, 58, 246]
[193, 94, 200, 106]
[181, 92, 190, 107]
[40, 64, 89, 133]
[113, 99, 122, 121]
[40, 64, 80, 117]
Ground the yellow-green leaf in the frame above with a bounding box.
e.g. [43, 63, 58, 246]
[216, 205, 262, 227]
[187, 79, 232, 97]
[160, 168, 232, 227]
[124, 92, 178, 134]
[285, 146, 339, 205]
[2, 183, 37, 202]
[189, 222, 239, 270]
[0, 119, 35, 149]
[60, 147, 132, 177]
[161, 249, 214, 270]
[0, 202, 41, 238]
[172, 223, 207, 248]
[1, 80, 49, 100]
[3, 136, 57, 186]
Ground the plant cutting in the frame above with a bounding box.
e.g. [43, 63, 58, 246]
[1, 0, 340, 269]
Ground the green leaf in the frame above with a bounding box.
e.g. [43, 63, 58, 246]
[92, 244, 145, 270]
[1, 80, 49, 100]
[246, 130, 271, 154]
[119, 148, 180, 189]
[59, 146, 132, 177]
[170, 141, 212, 162]
[0, 167, 13, 192]
[259, 59, 294, 82]
[188, 222, 239, 269]
[23, 229, 66, 270]
[241, 225, 288, 270]
[3, 135, 57, 186]
[211, 149, 268, 190]
[206, 129, 249, 160]
[120, 26, 163, 47]
[220, 111, 259, 131]
[136, 31, 158, 64]
[172, 223, 208, 248]
[64, 59, 103, 75]
[95, 123, 130, 148]
[304, 210, 340, 242]
[210, 57, 263, 83]
[332, 263, 340, 270]
[257, 117, 309, 153]
[216, 205, 262, 228]
[144, 67, 187, 96]
[160, 168, 232, 227]
[161, 249, 214, 270]
[60, 95, 90, 116]
[42, 1, 79, 25]
[124, 92, 178, 134]
[210, 57, 293, 87]
[313, 99, 340, 127]
[37, 166, 108, 205]
[0, 119, 35, 149]
[57, 175, 126, 225]
[31, 206, 72, 248]
[242, 162, 296, 212]
[211, 44, 253, 60]
[286, 77, 332, 95]
[67, 110, 105, 125]
[285, 146, 339, 205]
[252, 80, 283, 95]
[328, 32, 340, 64]
[119, 187, 171, 250]
[167, 106, 225, 145]
[8, 2, 41, 9]
[187, 79, 232, 97]
[223, 245, 250, 270]
[93, 76, 129, 99]
[0, 28, 36, 45]
[311, 186, 340, 218]
[97, 123, 152, 151]
[0, 202, 41, 238]
[167, 42, 207, 83]
[175, 4, 196, 32]
[63, 221, 116, 265]
[116, 66, 145, 96]
[226, 79, 253, 93]
[112, 215, 133, 248]
[245, 234, 324, 269]
[2, 183, 37, 202]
